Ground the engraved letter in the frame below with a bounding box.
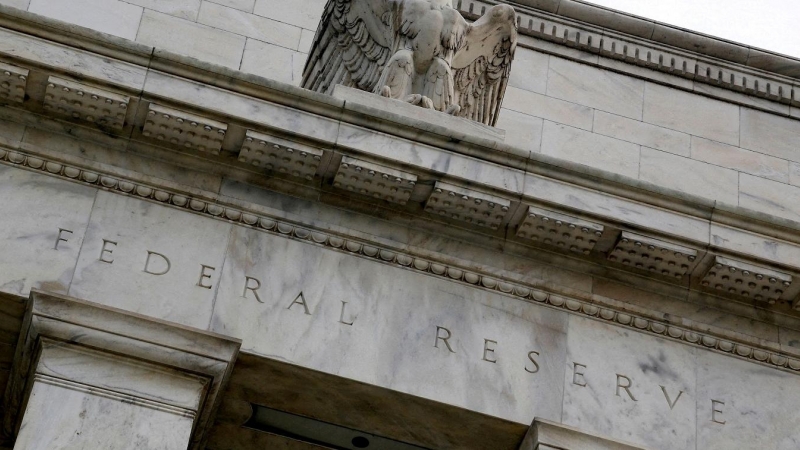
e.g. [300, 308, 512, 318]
[54, 228, 73, 250]
[711, 400, 726, 425]
[572, 363, 587, 387]
[660, 385, 684, 410]
[525, 351, 540, 374]
[242, 276, 263, 303]
[339, 301, 355, 326]
[616, 374, 638, 402]
[434, 326, 455, 353]
[99, 239, 117, 264]
[482, 339, 498, 363]
[287, 292, 311, 315]
[197, 265, 215, 289]
[143, 251, 171, 275]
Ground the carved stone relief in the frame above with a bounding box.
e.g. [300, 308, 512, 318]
[302, 0, 518, 126]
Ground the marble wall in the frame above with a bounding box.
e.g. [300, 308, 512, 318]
[2, 169, 799, 449]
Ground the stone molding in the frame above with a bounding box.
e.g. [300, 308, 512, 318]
[3, 290, 241, 450]
[2, 146, 800, 379]
[520, 418, 646, 450]
[461, 0, 800, 108]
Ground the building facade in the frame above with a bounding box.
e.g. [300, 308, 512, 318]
[1, 0, 800, 448]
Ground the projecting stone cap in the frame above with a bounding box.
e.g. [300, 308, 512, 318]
[332, 84, 506, 144]
[519, 419, 647, 450]
[3, 290, 241, 450]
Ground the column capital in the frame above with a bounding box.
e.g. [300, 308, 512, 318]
[4, 289, 240, 450]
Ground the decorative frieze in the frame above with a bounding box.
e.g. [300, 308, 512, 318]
[333, 156, 417, 205]
[43, 76, 128, 130]
[608, 232, 698, 279]
[425, 182, 511, 230]
[516, 206, 603, 255]
[238, 130, 323, 180]
[0, 62, 27, 104]
[143, 104, 227, 155]
[702, 256, 792, 304]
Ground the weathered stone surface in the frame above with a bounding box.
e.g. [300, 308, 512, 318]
[691, 136, 789, 183]
[740, 107, 800, 163]
[125, 0, 201, 21]
[639, 147, 739, 205]
[28, 0, 143, 40]
[739, 173, 800, 223]
[541, 121, 641, 179]
[503, 86, 595, 131]
[594, 110, 690, 157]
[198, 1, 301, 51]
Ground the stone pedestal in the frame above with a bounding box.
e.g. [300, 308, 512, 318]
[4, 290, 240, 450]
[520, 419, 645, 450]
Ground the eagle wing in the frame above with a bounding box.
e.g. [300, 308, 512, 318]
[451, 5, 517, 126]
[302, 0, 401, 95]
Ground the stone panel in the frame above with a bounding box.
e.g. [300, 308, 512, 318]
[508, 48, 549, 95]
[593, 110, 690, 157]
[68, 191, 232, 329]
[0, 0, 30, 9]
[739, 173, 800, 223]
[204, 0, 254, 13]
[740, 107, 800, 162]
[696, 352, 800, 450]
[540, 121, 640, 179]
[643, 82, 740, 146]
[252, 0, 327, 30]
[239, 38, 304, 85]
[502, 86, 594, 131]
[0, 165, 96, 296]
[197, 2, 302, 51]
[212, 226, 569, 424]
[791, 162, 800, 187]
[547, 57, 645, 120]
[136, 10, 246, 70]
[28, 0, 143, 41]
[639, 147, 739, 205]
[124, 0, 201, 21]
[0, 117, 24, 148]
[691, 136, 789, 183]
[561, 315, 697, 450]
[494, 109, 543, 156]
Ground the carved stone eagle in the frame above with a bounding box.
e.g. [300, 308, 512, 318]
[302, 0, 517, 126]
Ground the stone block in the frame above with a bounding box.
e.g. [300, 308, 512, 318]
[0, 0, 30, 9]
[28, 0, 143, 41]
[494, 109, 543, 156]
[520, 419, 645, 450]
[540, 121, 641, 179]
[691, 136, 789, 183]
[561, 315, 697, 450]
[516, 206, 604, 255]
[68, 191, 233, 329]
[143, 103, 227, 155]
[425, 181, 511, 230]
[701, 256, 792, 304]
[238, 129, 323, 180]
[0, 117, 24, 148]
[203, 0, 254, 12]
[334, 156, 417, 205]
[791, 162, 800, 187]
[239, 38, 304, 85]
[639, 147, 739, 205]
[252, 0, 327, 30]
[298, 29, 315, 53]
[608, 232, 699, 280]
[696, 352, 800, 450]
[137, 10, 246, 70]
[710, 224, 800, 272]
[740, 107, 800, 163]
[643, 82, 740, 146]
[507, 48, 549, 95]
[143, 71, 340, 144]
[198, 2, 302, 51]
[524, 174, 711, 243]
[0, 29, 147, 91]
[502, 86, 594, 131]
[44, 76, 129, 130]
[212, 226, 569, 424]
[0, 165, 96, 296]
[0, 61, 27, 104]
[124, 0, 201, 21]
[739, 173, 800, 223]
[593, 110, 690, 157]
[547, 57, 645, 120]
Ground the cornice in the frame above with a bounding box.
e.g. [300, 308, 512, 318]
[2, 144, 800, 377]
